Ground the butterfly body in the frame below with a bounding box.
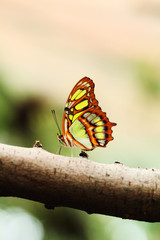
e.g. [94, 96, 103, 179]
[58, 77, 116, 153]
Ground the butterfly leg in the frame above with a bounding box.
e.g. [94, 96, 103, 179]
[79, 151, 88, 158]
[71, 148, 74, 157]
[56, 145, 62, 155]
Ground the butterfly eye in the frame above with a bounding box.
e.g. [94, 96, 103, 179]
[64, 107, 69, 112]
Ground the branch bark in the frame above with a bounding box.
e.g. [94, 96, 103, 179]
[0, 143, 160, 222]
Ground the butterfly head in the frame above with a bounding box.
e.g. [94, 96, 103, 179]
[64, 107, 73, 116]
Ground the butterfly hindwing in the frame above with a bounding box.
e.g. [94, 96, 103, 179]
[69, 108, 116, 150]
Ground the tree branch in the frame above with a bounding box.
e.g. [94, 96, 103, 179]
[0, 143, 159, 222]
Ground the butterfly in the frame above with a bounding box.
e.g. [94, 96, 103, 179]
[52, 77, 116, 158]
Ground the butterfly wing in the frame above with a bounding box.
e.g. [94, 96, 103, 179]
[62, 77, 116, 150]
[69, 108, 116, 150]
[65, 77, 100, 123]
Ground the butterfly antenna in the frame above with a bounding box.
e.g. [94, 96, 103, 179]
[51, 109, 62, 135]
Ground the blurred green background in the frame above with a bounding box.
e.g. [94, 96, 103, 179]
[0, 0, 160, 239]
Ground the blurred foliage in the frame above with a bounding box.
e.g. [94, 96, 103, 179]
[0, 73, 59, 152]
[132, 61, 160, 100]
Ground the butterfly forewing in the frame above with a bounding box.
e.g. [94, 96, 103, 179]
[61, 77, 116, 151]
[65, 77, 100, 126]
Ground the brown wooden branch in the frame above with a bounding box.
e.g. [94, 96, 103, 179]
[0, 143, 160, 222]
